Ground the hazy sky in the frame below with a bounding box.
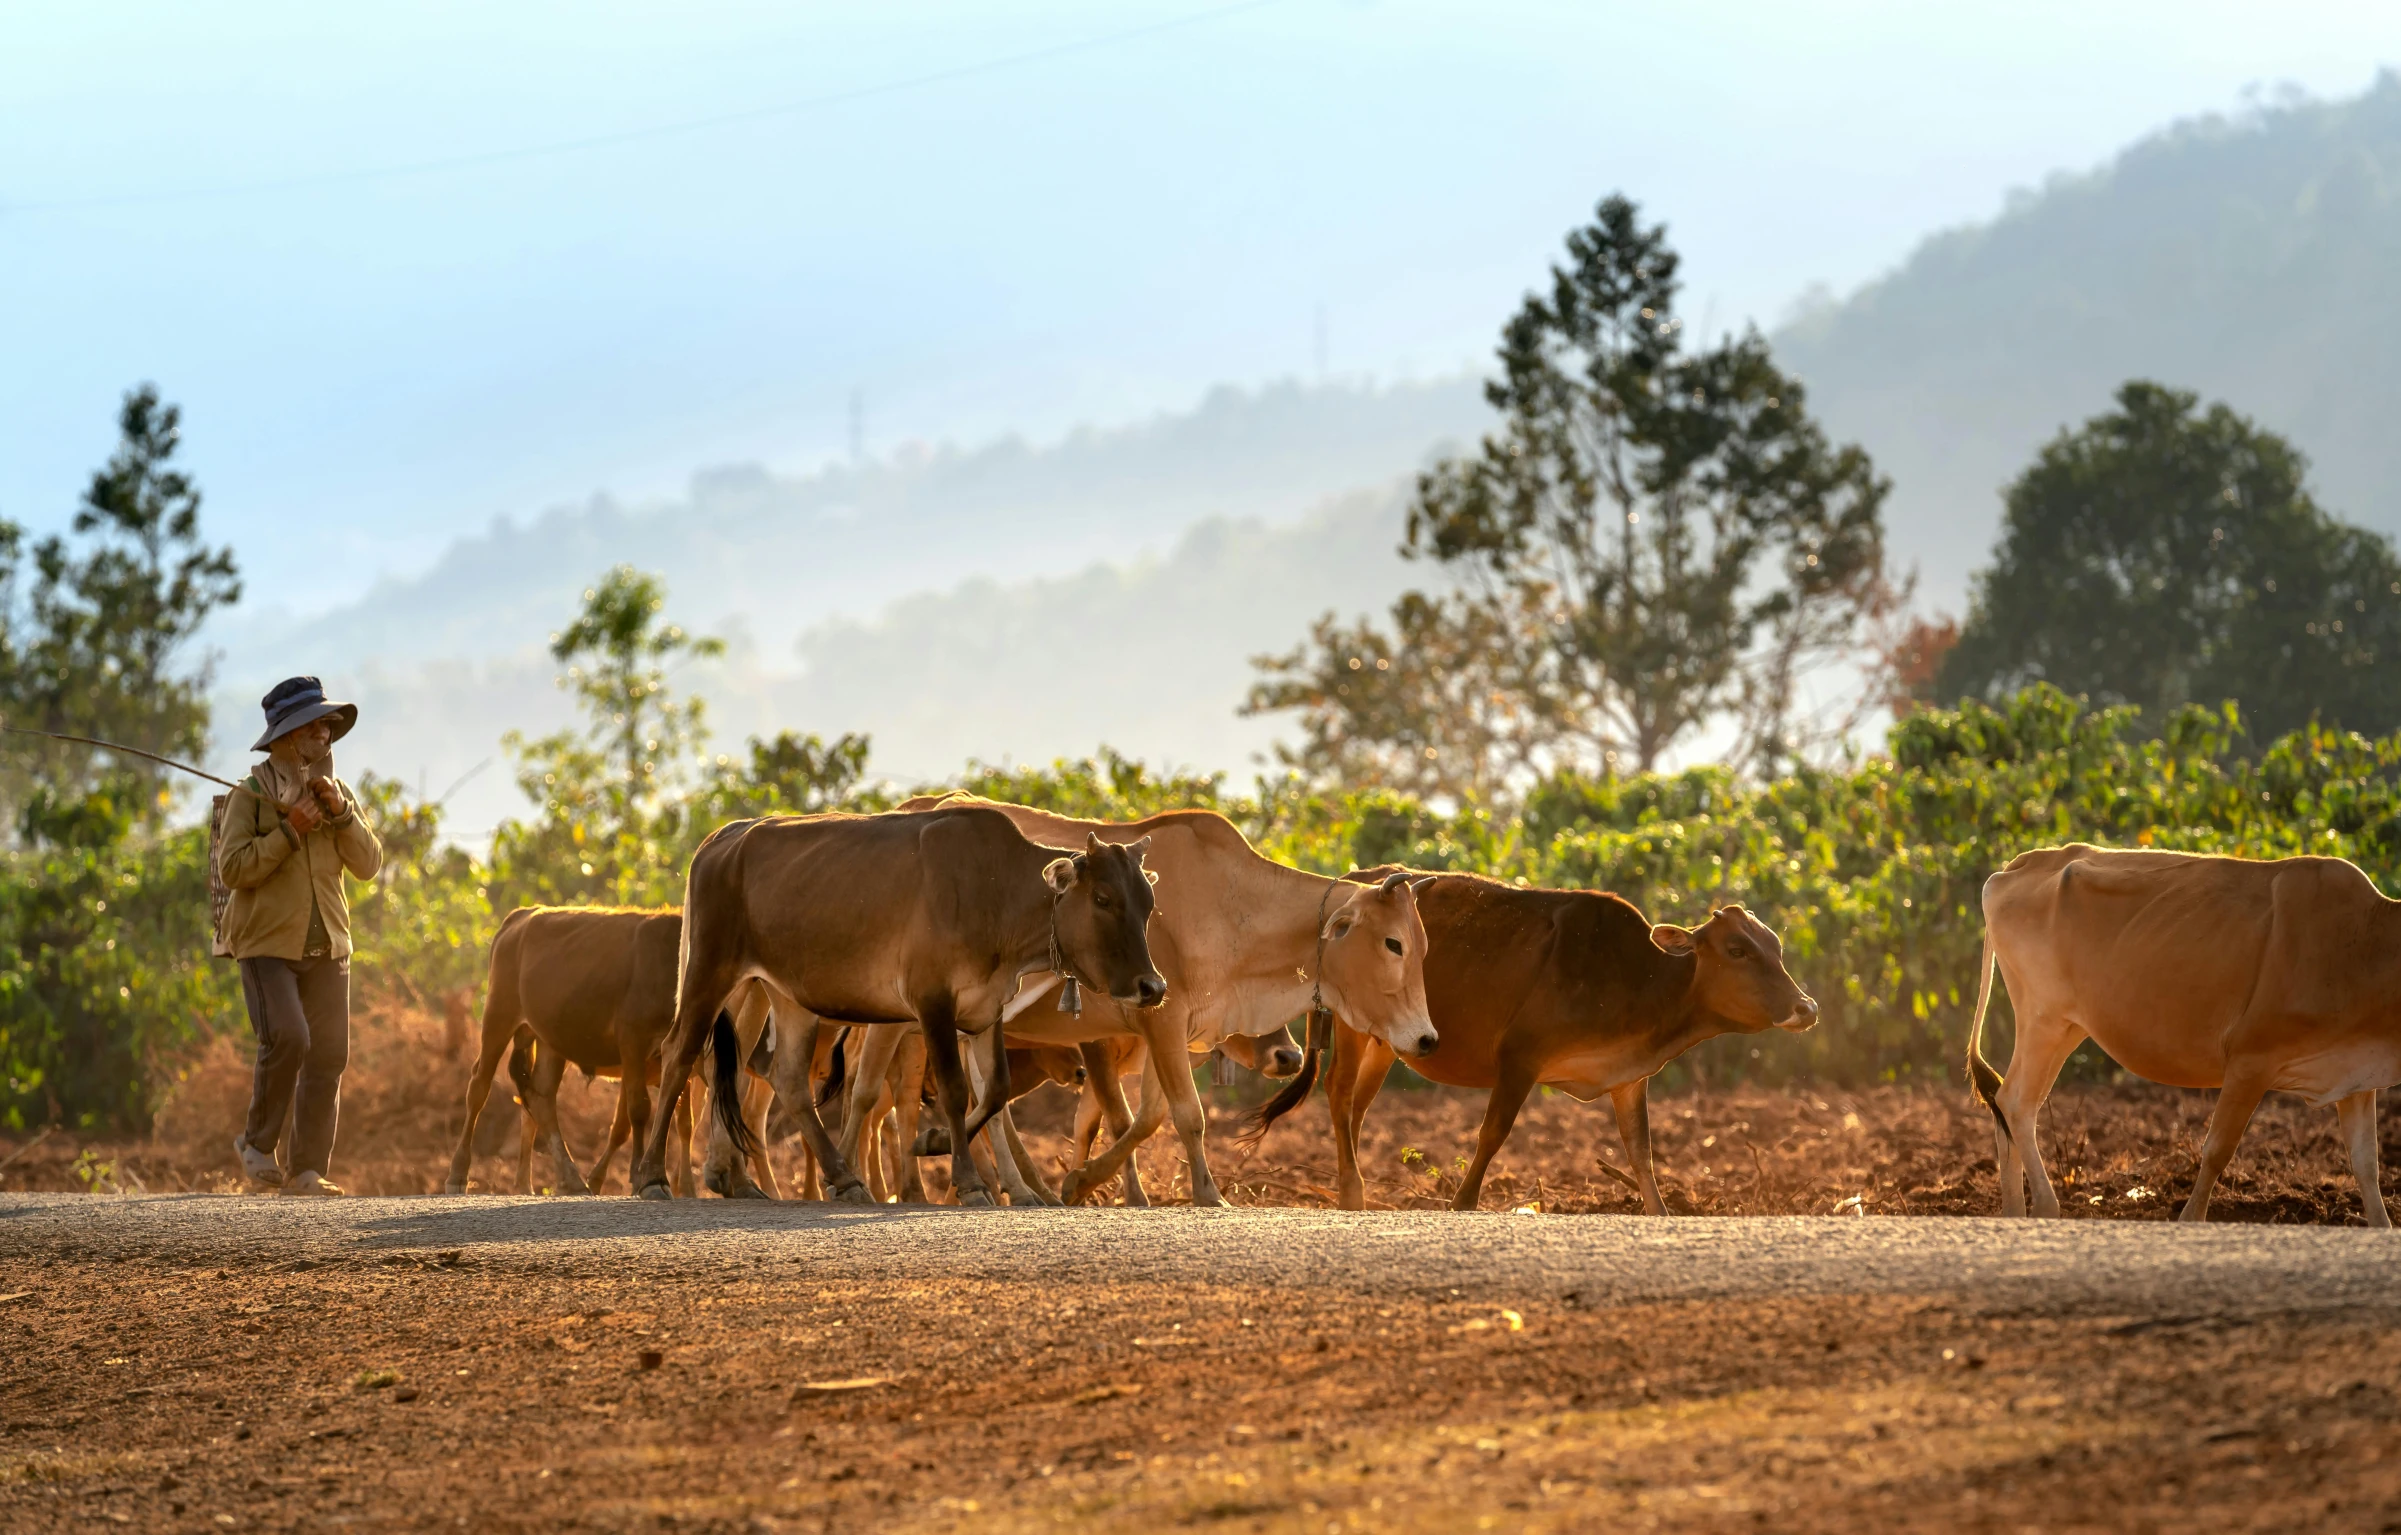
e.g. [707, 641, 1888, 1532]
[4, 2, 2395, 612]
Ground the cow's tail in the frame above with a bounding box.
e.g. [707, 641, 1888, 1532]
[710, 1008, 759, 1160]
[1238, 1005, 1331, 1148]
[1963, 929, 2008, 1144]
[815, 1027, 850, 1110]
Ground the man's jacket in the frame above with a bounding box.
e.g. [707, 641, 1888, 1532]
[217, 776, 384, 962]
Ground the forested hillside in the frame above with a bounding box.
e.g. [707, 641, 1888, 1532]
[1782, 74, 2401, 605]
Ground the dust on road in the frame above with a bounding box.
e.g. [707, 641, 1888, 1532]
[4, 1197, 2399, 1533]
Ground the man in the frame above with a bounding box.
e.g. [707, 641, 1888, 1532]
[218, 677, 383, 1195]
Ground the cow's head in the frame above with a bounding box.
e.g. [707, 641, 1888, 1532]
[1008, 1042, 1088, 1090]
[1651, 905, 1816, 1033]
[1044, 833, 1168, 1010]
[1219, 1025, 1304, 1079]
[1318, 873, 1438, 1058]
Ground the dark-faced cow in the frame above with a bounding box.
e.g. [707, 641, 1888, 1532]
[890, 796, 1436, 1207]
[1255, 870, 1816, 1211]
[1968, 844, 2400, 1225]
[631, 807, 1167, 1206]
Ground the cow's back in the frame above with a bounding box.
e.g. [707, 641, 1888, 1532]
[503, 906, 678, 1072]
[1984, 845, 2358, 1088]
[1404, 877, 1589, 1085]
[691, 808, 1044, 1021]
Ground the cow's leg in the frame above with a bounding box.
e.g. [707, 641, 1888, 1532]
[1608, 1077, 1668, 1216]
[585, 1079, 633, 1194]
[629, 967, 726, 1200]
[1069, 1041, 1147, 1206]
[998, 1106, 1062, 1206]
[862, 1090, 894, 1204]
[1993, 1011, 2086, 1218]
[1327, 1023, 1395, 1211]
[2338, 1089, 2389, 1229]
[2179, 1067, 2270, 1224]
[518, 1039, 591, 1196]
[702, 985, 775, 1199]
[1062, 1044, 1170, 1206]
[798, 1132, 823, 1202]
[962, 1043, 1049, 1206]
[670, 1089, 695, 1199]
[1132, 1010, 1222, 1206]
[918, 1005, 996, 1207]
[507, 1033, 540, 1194]
[836, 1024, 908, 1178]
[444, 971, 522, 1195]
[892, 1044, 929, 1203]
[1454, 1056, 1539, 1212]
[759, 1005, 870, 1204]
[741, 1074, 782, 1198]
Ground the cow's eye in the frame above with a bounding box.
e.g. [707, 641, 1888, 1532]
[1725, 940, 1750, 960]
[1384, 937, 1404, 956]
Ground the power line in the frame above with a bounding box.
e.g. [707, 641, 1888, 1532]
[2, 0, 1281, 217]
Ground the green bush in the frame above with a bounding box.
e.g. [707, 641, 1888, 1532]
[19, 684, 2401, 1132]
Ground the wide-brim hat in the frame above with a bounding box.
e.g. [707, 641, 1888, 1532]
[251, 675, 358, 753]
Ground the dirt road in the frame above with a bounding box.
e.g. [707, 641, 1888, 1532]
[6, 1195, 2401, 1533]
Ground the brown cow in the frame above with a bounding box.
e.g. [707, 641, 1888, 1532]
[632, 807, 1167, 1206]
[1258, 871, 1817, 1211]
[892, 796, 1435, 1206]
[446, 906, 775, 1198]
[1967, 844, 2400, 1225]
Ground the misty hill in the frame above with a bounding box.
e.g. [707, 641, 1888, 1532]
[217, 374, 1485, 681]
[1781, 72, 2401, 609]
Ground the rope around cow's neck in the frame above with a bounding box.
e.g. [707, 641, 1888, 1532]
[1048, 885, 1086, 1018]
[1307, 878, 1336, 1030]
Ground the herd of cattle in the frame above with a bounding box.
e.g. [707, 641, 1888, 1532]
[444, 795, 2399, 1227]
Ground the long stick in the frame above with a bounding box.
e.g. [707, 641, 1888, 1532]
[0, 725, 240, 790]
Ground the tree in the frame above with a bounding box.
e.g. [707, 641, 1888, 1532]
[700, 728, 875, 819]
[492, 567, 725, 907]
[1252, 195, 1893, 788]
[1938, 381, 2401, 739]
[0, 385, 241, 838]
[1242, 587, 1559, 802]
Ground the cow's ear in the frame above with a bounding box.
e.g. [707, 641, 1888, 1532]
[1326, 908, 1359, 940]
[1043, 857, 1078, 893]
[1651, 923, 1697, 955]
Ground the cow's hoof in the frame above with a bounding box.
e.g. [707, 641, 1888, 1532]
[635, 1180, 673, 1201]
[956, 1187, 997, 1208]
[443, 1180, 468, 1196]
[724, 1181, 773, 1201]
[831, 1180, 875, 1207]
[1056, 1170, 1093, 1206]
[912, 1125, 952, 1157]
[1190, 1188, 1226, 1209]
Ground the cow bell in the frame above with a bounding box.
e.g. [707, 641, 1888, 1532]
[1058, 975, 1082, 1018]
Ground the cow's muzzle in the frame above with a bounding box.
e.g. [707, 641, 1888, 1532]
[1265, 1043, 1304, 1078]
[1401, 1026, 1439, 1059]
[1120, 974, 1168, 1010]
[1777, 996, 1820, 1032]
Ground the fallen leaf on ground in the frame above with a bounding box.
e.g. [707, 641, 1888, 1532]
[1074, 1383, 1142, 1405]
[793, 1377, 893, 1395]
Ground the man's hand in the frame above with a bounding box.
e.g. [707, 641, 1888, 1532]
[309, 777, 345, 816]
[286, 796, 326, 837]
